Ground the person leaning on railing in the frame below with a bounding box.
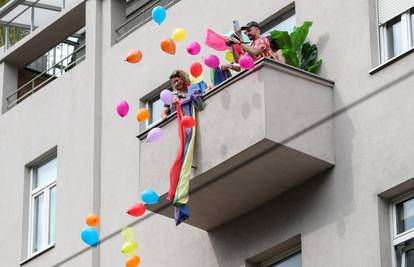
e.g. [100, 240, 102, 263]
[161, 70, 207, 119]
[221, 21, 285, 72]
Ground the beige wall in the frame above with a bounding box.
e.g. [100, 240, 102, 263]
[1, 0, 414, 266]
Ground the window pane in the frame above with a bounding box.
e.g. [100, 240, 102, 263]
[386, 16, 403, 59]
[397, 197, 414, 234]
[33, 193, 46, 252]
[263, 13, 296, 35]
[149, 98, 164, 125]
[34, 158, 57, 189]
[48, 186, 56, 244]
[406, 248, 414, 267]
[269, 252, 302, 267]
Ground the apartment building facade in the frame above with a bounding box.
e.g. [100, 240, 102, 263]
[0, 0, 414, 266]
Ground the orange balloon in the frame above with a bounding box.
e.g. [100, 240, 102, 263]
[86, 213, 100, 227]
[136, 108, 149, 122]
[160, 38, 176, 55]
[126, 255, 141, 267]
[126, 50, 142, 63]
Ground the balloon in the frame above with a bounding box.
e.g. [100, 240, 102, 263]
[81, 227, 99, 247]
[151, 6, 166, 25]
[125, 50, 142, 64]
[171, 28, 187, 42]
[160, 38, 176, 55]
[117, 101, 129, 117]
[141, 188, 159, 205]
[225, 50, 235, 63]
[121, 227, 135, 242]
[126, 256, 141, 267]
[146, 127, 163, 143]
[127, 203, 146, 217]
[136, 108, 149, 122]
[190, 62, 203, 78]
[160, 89, 173, 105]
[121, 241, 138, 256]
[239, 55, 255, 69]
[203, 55, 220, 68]
[190, 73, 204, 84]
[181, 116, 196, 128]
[86, 213, 100, 227]
[186, 41, 201, 55]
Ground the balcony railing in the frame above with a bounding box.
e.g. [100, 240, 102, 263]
[6, 44, 85, 109]
[137, 58, 335, 230]
[115, 0, 180, 42]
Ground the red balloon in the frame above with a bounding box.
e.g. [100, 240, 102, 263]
[181, 116, 196, 128]
[190, 62, 203, 78]
[127, 203, 146, 217]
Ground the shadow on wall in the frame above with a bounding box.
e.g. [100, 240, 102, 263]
[206, 95, 356, 267]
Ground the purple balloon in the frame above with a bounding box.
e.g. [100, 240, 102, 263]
[160, 89, 173, 105]
[186, 41, 201, 55]
[147, 127, 163, 143]
[203, 55, 220, 68]
[239, 55, 255, 70]
[116, 101, 129, 117]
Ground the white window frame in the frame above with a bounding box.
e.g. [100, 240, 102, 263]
[391, 190, 414, 267]
[379, 8, 414, 63]
[28, 157, 57, 258]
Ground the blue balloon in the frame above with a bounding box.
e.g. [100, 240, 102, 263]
[152, 6, 166, 25]
[81, 227, 99, 247]
[141, 188, 159, 205]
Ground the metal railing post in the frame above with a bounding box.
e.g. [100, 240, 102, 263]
[5, 25, 9, 50]
[31, 6, 34, 32]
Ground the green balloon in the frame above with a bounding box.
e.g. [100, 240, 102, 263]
[121, 241, 138, 256]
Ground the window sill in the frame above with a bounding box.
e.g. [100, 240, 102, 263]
[370, 46, 414, 75]
[20, 243, 55, 265]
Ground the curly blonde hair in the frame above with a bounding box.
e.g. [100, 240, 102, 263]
[169, 70, 190, 91]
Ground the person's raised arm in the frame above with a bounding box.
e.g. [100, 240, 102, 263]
[161, 106, 170, 119]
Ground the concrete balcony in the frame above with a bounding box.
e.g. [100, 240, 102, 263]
[137, 58, 335, 230]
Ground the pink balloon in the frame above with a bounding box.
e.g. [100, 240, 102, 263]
[186, 41, 201, 55]
[203, 55, 220, 68]
[147, 127, 163, 143]
[239, 55, 255, 69]
[117, 101, 129, 117]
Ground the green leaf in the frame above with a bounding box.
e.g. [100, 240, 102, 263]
[308, 59, 322, 73]
[270, 30, 292, 49]
[291, 21, 313, 53]
[282, 47, 299, 68]
[300, 42, 318, 70]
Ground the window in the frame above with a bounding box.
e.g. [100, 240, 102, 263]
[260, 246, 302, 267]
[392, 194, 414, 267]
[267, 252, 302, 267]
[262, 7, 296, 35]
[29, 157, 57, 256]
[146, 96, 164, 127]
[378, 1, 414, 62]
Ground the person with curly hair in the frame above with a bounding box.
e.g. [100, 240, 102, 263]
[161, 70, 191, 119]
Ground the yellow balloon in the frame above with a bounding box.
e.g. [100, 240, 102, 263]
[225, 50, 235, 63]
[190, 72, 204, 84]
[121, 241, 138, 256]
[172, 28, 187, 42]
[121, 227, 135, 242]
